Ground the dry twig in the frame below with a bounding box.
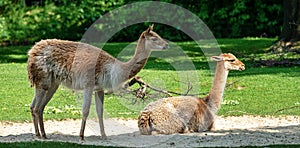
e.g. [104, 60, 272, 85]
[273, 105, 300, 115]
[124, 76, 208, 100]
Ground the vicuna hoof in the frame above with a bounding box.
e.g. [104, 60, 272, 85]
[79, 137, 85, 143]
[80, 135, 85, 141]
[100, 135, 108, 140]
[35, 135, 41, 139]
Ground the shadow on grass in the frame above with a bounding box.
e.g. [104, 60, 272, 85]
[1, 124, 299, 147]
[0, 38, 275, 64]
[1, 39, 298, 76]
[216, 38, 275, 55]
[0, 46, 30, 63]
[230, 66, 300, 77]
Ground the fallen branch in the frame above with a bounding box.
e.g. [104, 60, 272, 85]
[184, 80, 193, 96]
[124, 76, 208, 100]
[126, 76, 172, 97]
[273, 105, 300, 115]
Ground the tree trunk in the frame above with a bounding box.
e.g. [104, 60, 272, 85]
[263, 0, 300, 67]
[280, 0, 300, 41]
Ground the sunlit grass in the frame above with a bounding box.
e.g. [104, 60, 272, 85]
[0, 38, 299, 122]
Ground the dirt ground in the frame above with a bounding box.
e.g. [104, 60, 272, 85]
[1, 115, 299, 147]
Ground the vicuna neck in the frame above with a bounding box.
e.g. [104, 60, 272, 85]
[123, 36, 150, 79]
[207, 61, 229, 113]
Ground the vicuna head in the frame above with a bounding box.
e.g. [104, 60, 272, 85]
[211, 53, 245, 71]
[143, 24, 169, 51]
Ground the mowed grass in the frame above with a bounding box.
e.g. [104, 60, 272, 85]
[0, 38, 299, 122]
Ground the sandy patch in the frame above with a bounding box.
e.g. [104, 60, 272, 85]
[1, 115, 299, 147]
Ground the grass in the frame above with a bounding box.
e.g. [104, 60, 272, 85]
[0, 38, 299, 122]
[0, 38, 299, 147]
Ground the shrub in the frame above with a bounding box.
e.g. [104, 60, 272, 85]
[0, 0, 283, 45]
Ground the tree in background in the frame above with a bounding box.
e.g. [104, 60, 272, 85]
[260, 0, 300, 67]
[0, 0, 284, 45]
[270, 0, 300, 54]
[280, 0, 300, 42]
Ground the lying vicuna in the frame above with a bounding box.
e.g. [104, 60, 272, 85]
[27, 25, 168, 140]
[138, 53, 245, 135]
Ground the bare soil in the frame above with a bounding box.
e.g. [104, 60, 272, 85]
[1, 115, 299, 147]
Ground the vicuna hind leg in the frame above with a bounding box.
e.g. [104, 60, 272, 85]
[208, 122, 215, 131]
[30, 88, 46, 138]
[95, 90, 107, 139]
[79, 88, 93, 141]
[30, 81, 59, 139]
[39, 82, 59, 138]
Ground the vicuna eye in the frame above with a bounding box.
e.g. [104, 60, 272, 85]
[151, 38, 158, 41]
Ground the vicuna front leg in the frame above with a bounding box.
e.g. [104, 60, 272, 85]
[79, 88, 93, 141]
[95, 90, 107, 139]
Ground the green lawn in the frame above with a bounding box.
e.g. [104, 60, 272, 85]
[0, 38, 299, 122]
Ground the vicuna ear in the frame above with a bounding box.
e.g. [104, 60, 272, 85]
[210, 56, 223, 61]
[145, 24, 154, 38]
[149, 24, 154, 31]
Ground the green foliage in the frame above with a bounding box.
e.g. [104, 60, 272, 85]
[0, 0, 283, 44]
[0, 17, 9, 41]
[0, 0, 124, 45]
[195, 0, 282, 38]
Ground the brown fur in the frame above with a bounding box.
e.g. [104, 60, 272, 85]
[123, 29, 167, 79]
[138, 53, 245, 135]
[27, 25, 168, 140]
[28, 39, 116, 88]
[138, 96, 214, 134]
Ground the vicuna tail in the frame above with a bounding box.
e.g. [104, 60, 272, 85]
[27, 54, 36, 87]
[138, 111, 152, 135]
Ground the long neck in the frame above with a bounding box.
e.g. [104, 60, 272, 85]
[207, 61, 229, 113]
[123, 37, 150, 79]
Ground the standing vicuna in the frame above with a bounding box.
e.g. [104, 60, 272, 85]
[138, 53, 245, 135]
[27, 24, 168, 140]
